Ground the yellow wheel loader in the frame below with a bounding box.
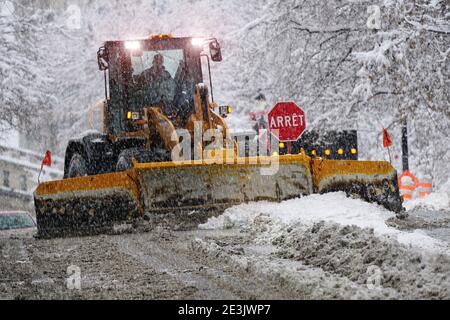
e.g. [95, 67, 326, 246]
[34, 35, 403, 238]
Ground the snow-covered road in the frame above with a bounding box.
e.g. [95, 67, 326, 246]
[1, 193, 449, 299]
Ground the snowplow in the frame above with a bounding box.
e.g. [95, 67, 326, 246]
[34, 35, 403, 238]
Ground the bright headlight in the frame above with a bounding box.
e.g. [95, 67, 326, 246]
[125, 41, 141, 50]
[191, 38, 204, 47]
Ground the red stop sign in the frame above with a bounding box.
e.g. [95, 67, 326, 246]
[268, 102, 306, 141]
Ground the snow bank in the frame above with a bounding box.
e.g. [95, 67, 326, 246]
[403, 192, 450, 212]
[191, 236, 399, 299]
[275, 222, 450, 299]
[199, 192, 449, 255]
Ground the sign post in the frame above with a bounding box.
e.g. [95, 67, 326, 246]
[268, 102, 306, 153]
[401, 118, 409, 171]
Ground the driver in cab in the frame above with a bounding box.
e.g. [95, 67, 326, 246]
[137, 53, 176, 106]
[143, 53, 172, 84]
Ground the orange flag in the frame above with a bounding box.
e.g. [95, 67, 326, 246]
[382, 128, 392, 148]
[38, 150, 52, 183]
[42, 150, 52, 167]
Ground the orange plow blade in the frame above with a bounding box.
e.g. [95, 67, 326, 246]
[34, 154, 402, 238]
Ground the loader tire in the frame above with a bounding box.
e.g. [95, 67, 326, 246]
[68, 153, 88, 178]
[150, 148, 171, 162]
[116, 149, 139, 171]
[116, 148, 171, 171]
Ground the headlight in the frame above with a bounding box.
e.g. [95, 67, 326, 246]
[124, 41, 141, 51]
[279, 142, 285, 149]
[191, 38, 204, 47]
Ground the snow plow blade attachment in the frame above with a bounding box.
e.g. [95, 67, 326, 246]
[34, 154, 402, 238]
[131, 156, 313, 229]
[34, 155, 313, 238]
[311, 159, 403, 213]
[34, 171, 143, 238]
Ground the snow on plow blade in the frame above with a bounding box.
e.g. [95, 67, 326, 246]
[34, 155, 402, 238]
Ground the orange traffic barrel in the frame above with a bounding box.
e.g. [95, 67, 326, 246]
[417, 181, 432, 198]
[398, 170, 418, 200]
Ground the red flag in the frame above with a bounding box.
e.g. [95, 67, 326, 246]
[42, 150, 52, 167]
[382, 128, 392, 148]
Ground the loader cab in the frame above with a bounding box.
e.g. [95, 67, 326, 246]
[97, 36, 222, 137]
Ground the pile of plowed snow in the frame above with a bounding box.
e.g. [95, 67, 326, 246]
[403, 192, 449, 212]
[274, 222, 450, 299]
[199, 193, 450, 298]
[199, 192, 449, 255]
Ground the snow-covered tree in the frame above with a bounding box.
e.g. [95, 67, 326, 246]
[351, 0, 449, 185]
[228, 0, 449, 187]
[0, 4, 52, 127]
[0, 2, 58, 150]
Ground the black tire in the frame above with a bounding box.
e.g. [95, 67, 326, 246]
[116, 148, 171, 172]
[116, 149, 138, 171]
[150, 148, 172, 162]
[68, 153, 88, 178]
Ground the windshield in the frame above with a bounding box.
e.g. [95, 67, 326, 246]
[132, 50, 183, 79]
[131, 49, 183, 104]
[106, 39, 203, 135]
[126, 44, 202, 115]
[0, 213, 35, 230]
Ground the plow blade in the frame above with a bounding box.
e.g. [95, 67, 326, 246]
[311, 159, 403, 212]
[34, 171, 143, 238]
[34, 155, 313, 238]
[132, 156, 313, 228]
[34, 154, 402, 238]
